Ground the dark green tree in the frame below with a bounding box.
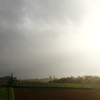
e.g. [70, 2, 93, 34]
[7, 73, 17, 85]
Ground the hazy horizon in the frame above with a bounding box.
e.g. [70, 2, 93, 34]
[0, 0, 100, 79]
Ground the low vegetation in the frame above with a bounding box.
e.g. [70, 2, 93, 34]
[11, 81, 91, 90]
[1, 75, 100, 100]
[49, 75, 100, 84]
[0, 86, 14, 100]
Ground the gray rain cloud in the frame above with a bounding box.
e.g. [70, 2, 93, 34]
[0, 0, 100, 79]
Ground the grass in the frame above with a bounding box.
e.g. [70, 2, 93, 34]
[11, 82, 92, 89]
[0, 85, 14, 100]
[0, 86, 8, 100]
[1, 82, 100, 100]
[11, 81, 100, 90]
[11, 88, 15, 100]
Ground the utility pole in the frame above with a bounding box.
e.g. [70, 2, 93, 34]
[11, 73, 13, 86]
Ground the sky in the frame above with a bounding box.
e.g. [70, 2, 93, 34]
[0, 0, 100, 79]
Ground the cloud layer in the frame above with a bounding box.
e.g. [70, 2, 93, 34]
[0, 0, 100, 79]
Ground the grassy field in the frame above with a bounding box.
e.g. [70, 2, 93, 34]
[13, 81, 100, 90]
[0, 86, 8, 100]
[0, 85, 15, 100]
[1, 82, 100, 100]
[12, 81, 92, 89]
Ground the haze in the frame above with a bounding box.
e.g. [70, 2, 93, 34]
[0, 0, 100, 79]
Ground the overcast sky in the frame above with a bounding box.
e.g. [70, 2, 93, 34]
[0, 0, 100, 79]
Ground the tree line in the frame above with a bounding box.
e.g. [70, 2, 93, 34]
[49, 76, 100, 84]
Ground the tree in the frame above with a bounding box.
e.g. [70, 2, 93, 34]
[7, 73, 17, 85]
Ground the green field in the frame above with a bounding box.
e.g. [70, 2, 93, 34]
[1, 82, 100, 100]
[0, 86, 8, 100]
[11, 81, 92, 89]
[0, 85, 15, 100]
[9, 81, 100, 90]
